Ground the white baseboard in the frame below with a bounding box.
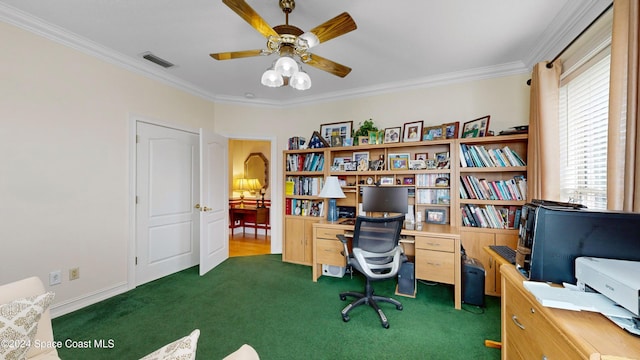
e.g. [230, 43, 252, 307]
[49, 281, 129, 318]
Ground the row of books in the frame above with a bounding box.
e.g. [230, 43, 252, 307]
[459, 144, 526, 167]
[461, 204, 522, 229]
[287, 136, 306, 150]
[415, 188, 450, 205]
[285, 198, 324, 217]
[460, 175, 527, 201]
[415, 173, 450, 187]
[285, 176, 324, 196]
[286, 153, 325, 172]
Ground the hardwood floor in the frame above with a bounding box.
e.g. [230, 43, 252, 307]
[229, 233, 271, 257]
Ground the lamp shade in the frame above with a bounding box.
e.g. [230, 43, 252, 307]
[318, 176, 346, 198]
[298, 32, 320, 49]
[233, 178, 251, 191]
[290, 70, 311, 90]
[274, 56, 299, 77]
[261, 69, 283, 87]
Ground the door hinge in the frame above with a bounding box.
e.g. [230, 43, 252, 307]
[135, 256, 138, 265]
[135, 196, 139, 204]
[136, 135, 140, 143]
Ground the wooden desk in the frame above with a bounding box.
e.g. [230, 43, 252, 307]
[229, 206, 269, 238]
[500, 265, 640, 359]
[312, 220, 462, 309]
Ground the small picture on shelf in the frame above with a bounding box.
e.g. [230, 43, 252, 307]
[425, 159, 437, 169]
[444, 122, 460, 139]
[358, 136, 369, 145]
[423, 125, 444, 141]
[435, 177, 449, 187]
[403, 177, 414, 185]
[403, 121, 423, 142]
[380, 177, 394, 185]
[343, 138, 353, 146]
[435, 151, 450, 169]
[462, 115, 490, 138]
[384, 127, 401, 143]
[425, 209, 447, 224]
[368, 131, 378, 145]
[388, 153, 410, 170]
[353, 151, 370, 171]
[409, 160, 426, 170]
[415, 153, 427, 161]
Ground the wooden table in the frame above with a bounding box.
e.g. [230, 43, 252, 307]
[229, 206, 269, 238]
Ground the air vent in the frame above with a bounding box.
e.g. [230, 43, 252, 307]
[141, 52, 175, 68]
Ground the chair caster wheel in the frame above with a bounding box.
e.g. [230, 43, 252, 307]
[339, 294, 346, 301]
[382, 323, 389, 329]
[397, 304, 403, 310]
[342, 314, 350, 322]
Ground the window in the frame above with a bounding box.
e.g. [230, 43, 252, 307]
[558, 51, 610, 209]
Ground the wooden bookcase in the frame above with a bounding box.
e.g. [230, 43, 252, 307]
[283, 134, 528, 293]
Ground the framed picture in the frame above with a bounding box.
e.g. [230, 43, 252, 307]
[358, 136, 369, 145]
[435, 177, 449, 187]
[377, 130, 385, 145]
[462, 115, 490, 138]
[436, 151, 450, 169]
[343, 138, 353, 146]
[425, 159, 437, 169]
[423, 125, 444, 141]
[308, 131, 330, 148]
[425, 208, 447, 224]
[409, 160, 426, 170]
[320, 121, 353, 146]
[443, 122, 460, 139]
[403, 121, 423, 142]
[384, 127, 401, 143]
[403, 177, 414, 185]
[353, 151, 370, 171]
[388, 153, 410, 170]
[380, 177, 394, 185]
[367, 131, 377, 145]
[414, 153, 428, 161]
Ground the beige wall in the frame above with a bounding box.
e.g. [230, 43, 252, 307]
[0, 22, 216, 314]
[1, 19, 530, 315]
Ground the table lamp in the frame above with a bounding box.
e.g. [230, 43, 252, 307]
[318, 176, 346, 222]
[233, 178, 251, 208]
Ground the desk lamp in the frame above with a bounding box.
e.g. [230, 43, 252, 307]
[318, 176, 346, 222]
[233, 178, 251, 208]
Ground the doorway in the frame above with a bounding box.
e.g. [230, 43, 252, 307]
[228, 139, 272, 257]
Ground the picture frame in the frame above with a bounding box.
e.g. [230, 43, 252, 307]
[443, 122, 460, 139]
[414, 153, 428, 161]
[377, 130, 385, 145]
[358, 136, 369, 145]
[342, 137, 353, 147]
[353, 151, 370, 171]
[388, 153, 410, 170]
[462, 115, 490, 138]
[403, 177, 414, 185]
[403, 121, 423, 142]
[380, 177, 394, 185]
[435, 177, 449, 187]
[320, 121, 353, 146]
[425, 159, 437, 169]
[384, 127, 401, 143]
[436, 151, 450, 169]
[308, 131, 330, 148]
[425, 208, 447, 224]
[423, 125, 444, 141]
[368, 131, 378, 145]
[409, 159, 426, 170]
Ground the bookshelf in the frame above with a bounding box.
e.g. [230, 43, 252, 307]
[282, 133, 529, 295]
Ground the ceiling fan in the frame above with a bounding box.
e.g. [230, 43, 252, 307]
[210, 0, 357, 89]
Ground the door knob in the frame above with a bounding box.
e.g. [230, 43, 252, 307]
[194, 204, 201, 209]
[202, 206, 212, 212]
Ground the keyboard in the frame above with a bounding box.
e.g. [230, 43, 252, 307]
[489, 245, 516, 264]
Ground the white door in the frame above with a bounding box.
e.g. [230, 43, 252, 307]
[136, 122, 200, 285]
[199, 129, 229, 275]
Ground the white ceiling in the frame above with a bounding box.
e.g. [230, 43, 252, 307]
[0, 0, 612, 107]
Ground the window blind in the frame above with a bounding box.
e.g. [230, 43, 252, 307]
[558, 52, 610, 209]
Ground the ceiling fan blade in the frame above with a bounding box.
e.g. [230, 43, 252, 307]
[210, 49, 263, 60]
[222, 0, 278, 38]
[309, 12, 357, 44]
[306, 54, 352, 78]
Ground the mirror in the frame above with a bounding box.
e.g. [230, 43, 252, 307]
[245, 152, 269, 190]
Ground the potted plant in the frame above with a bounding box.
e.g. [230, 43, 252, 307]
[353, 119, 378, 145]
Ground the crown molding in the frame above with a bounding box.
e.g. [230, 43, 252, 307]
[524, 0, 612, 68]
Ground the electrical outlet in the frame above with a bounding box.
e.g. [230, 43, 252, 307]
[69, 267, 80, 281]
[69, 267, 79, 280]
[49, 270, 62, 286]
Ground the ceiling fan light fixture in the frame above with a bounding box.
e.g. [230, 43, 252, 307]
[298, 32, 319, 49]
[290, 69, 311, 90]
[274, 56, 299, 77]
[261, 69, 284, 87]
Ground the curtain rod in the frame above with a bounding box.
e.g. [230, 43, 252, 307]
[527, 2, 613, 86]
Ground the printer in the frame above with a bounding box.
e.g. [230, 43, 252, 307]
[575, 257, 640, 317]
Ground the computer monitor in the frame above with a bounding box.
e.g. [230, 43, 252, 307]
[361, 186, 408, 216]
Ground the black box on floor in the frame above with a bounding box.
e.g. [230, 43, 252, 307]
[462, 257, 485, 307]
[396, 262, 416, 297]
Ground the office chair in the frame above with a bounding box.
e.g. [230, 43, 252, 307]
[337, 215, 406, 328]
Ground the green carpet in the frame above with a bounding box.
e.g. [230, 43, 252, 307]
[52, 255, 501, 359]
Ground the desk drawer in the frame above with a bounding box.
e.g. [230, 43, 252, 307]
[415, 249, 454, 284]
[504, 279, 582, 360]
[415, 236, 454, 252]
[316, 239, 346, 267]
[315, 228, 343, 240]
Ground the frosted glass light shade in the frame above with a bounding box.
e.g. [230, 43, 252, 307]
[274, 56, 298, 77]
[290, 70, 311, 90]
[299, 32, 320, 48]
[318, 176, 346, 198]
[261, 69, 283, 87]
